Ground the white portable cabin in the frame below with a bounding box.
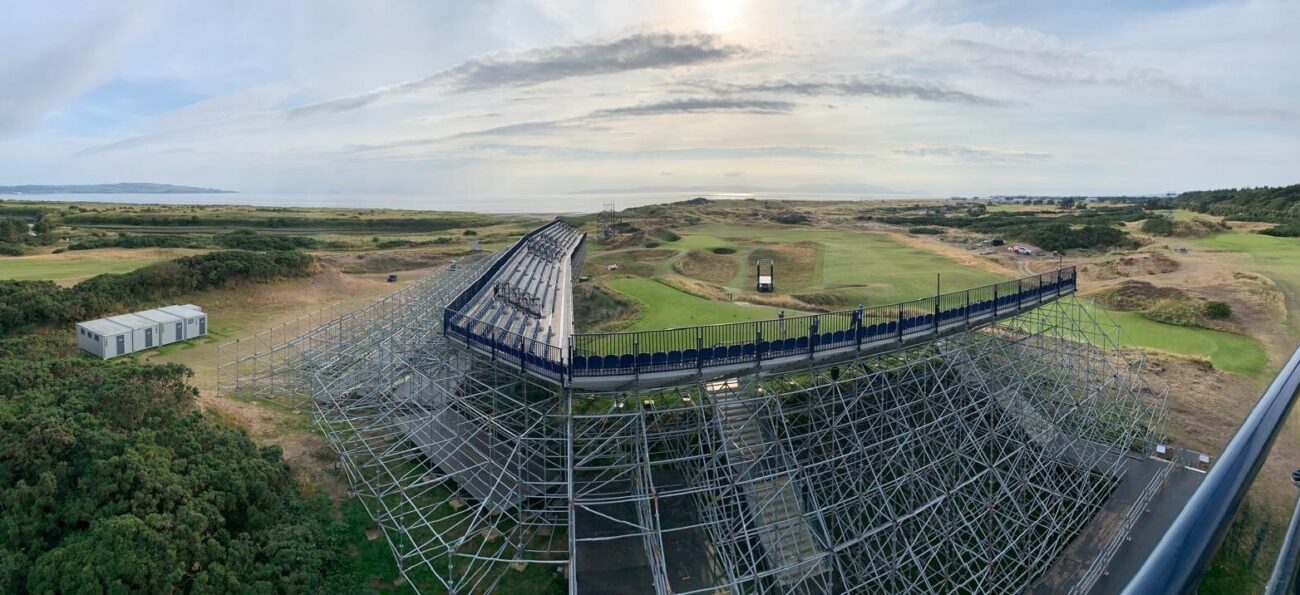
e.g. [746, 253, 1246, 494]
[106, 313, 162, 352]
[158, 304, 207, 340]
[135, 308, 184, 345]
[75, 304, 208, 359]
[75, 319, 132, 359]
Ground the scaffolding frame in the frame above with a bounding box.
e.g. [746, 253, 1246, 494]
[218, 259, 1167, 594]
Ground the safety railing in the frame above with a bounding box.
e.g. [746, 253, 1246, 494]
[566, 267, 1075, 378]
[443, 308, 567, 383]
[1123, 344, 1300, 594]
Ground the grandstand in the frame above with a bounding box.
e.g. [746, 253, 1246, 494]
[218, 220, 1185, 594]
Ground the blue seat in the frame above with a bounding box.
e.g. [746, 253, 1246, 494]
[667, 351, 682, 365]
[742, 343, 755, 357]
[757, 341, 770, 355]
[783, 338, 797, 352]
[683, 348, 697, 361]
[619, 354, 634, 369]
[821, 332, 834, 345]
[603, 355, 619, 369]
[810, 333, 821, 347]
[796, 337, 808, 349]
[832, 330, 845, 343]
[699, 347, 714, 361]
[652, 352, 667, 366]
[728, 345, 743, 359]
[588, 356, 603, 370]
[636, 353, 652, 367]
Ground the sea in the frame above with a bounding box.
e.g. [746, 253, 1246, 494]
[1, 191, 943, 215]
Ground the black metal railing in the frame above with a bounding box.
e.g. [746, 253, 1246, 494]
[1123, 344, 1300, 595]
[566, 267, 1076, 378]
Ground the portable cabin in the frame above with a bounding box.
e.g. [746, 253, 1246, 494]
[75, 319, 132, 359]
[106, 313, 162, 352]
[136, 308, 184, 345]
[158, 304, 207, 340]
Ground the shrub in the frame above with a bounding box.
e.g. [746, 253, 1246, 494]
[711, 247, 737, 255]
[1205, 301, 1232, 319]
[908, 226, 946, 235]
[0, 243, 23, 256]
[1141, 217, 1174, 235]
[770, 212, 811, 225]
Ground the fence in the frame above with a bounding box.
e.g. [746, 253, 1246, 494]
[567, 267, 1076, 379]
[443, 266, 1076, 383]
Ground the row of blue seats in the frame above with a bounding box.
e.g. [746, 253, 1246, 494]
[569, 282, 1071, 375]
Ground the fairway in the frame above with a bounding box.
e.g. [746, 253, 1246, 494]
[682, 224, 1005, 305]
[0, 248, 206, 285]
[606, 277, 786, 331]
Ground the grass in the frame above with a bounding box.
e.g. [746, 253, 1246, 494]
[1079, 300, 1268, 376]
[0, 248, 206, 284]
[605, 278, 786, 331]
[682, 224, 1004, 305]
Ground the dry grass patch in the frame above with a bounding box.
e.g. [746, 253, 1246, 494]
[1076, 253, 1180, 281]
[673, 249, 739, 284]
[743, 242, 817, 289]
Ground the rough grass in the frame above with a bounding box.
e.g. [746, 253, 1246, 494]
[744, 243, 818, 290]
[672, 250, 739, 284]
[1091, 281, 1188, 311]
[573, 283, 641, 332]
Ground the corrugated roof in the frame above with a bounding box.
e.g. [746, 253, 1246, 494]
[78, 318, 131, 336]
[136, 309, 182, 324]
[106, 313, 158, 330]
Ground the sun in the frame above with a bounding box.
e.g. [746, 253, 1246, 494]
[702, 0, 746, 34]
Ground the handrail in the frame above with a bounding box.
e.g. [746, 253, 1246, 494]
[1123, 345, 1300, 595]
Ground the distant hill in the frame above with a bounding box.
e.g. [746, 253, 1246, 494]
[0, 182, 236, 195]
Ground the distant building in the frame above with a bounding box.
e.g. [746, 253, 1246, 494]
[76, 304, 207, 359]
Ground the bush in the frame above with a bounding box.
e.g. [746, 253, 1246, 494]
[1205, 301, 1232, 319]
[1141, 217, 1174, 235]
[0, 243, 23, 256]
[770, 212, 811, 225]
[1261, 223, 1300, 237]
[0, 250, 315, 336]
[0, 334, 363, 592]
[908, 226, 946, 235]
[214, 229, 319, 250]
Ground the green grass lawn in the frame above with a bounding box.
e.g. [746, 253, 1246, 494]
[683, 224, 1005, 305]
[606, 277, 786, 331]
[0, 250, 192, 284]
[1079, 300, 1268, 376]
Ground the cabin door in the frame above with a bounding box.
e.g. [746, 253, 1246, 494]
[145, 328, 154, 348]
[116, 335, 125, 354]
[199, 318, 206, 335]
[176, 322, 184, 340]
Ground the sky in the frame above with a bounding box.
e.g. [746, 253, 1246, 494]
[1, 0, 1297, 199]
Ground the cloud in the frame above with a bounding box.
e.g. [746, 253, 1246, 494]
[590, 98, 795, 117]
[891, 145, 1051, 163]
[678, 74, 1008, 106]
[285, 31, 748, 118]
[0, 3, 158, 137]
[932, 25, 1195, 96]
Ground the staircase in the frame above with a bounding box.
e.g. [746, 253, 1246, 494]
[714, 389, 830, 590]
